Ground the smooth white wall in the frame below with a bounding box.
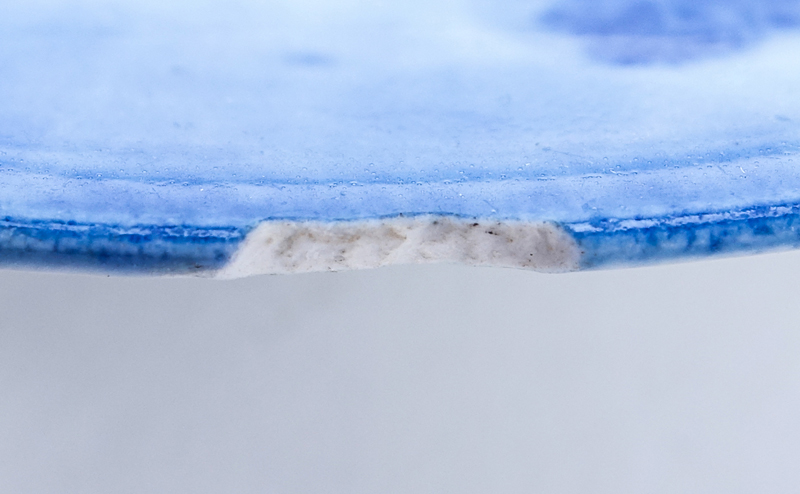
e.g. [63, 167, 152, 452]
[2, 252, 800, 493]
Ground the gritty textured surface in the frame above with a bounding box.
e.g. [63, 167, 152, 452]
[217, 216, 581, 277]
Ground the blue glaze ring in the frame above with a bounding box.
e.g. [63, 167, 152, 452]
[1, 0, 800, 275]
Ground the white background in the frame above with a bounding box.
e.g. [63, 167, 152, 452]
[2, 252, 800, 493]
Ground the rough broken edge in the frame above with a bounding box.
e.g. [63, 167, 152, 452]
[3, 204, 800, 277]
[214, 215, 583, 278]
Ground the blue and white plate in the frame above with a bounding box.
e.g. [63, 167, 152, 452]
[2, 0, 800, 276]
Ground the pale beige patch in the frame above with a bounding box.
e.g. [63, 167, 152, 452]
[215, 215, 582, 278]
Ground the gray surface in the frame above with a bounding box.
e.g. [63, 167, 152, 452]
[1, 253, 800, 493]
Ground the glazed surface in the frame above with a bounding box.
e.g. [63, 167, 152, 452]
[2, 0, 800, 274]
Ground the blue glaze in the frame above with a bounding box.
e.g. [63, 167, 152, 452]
[1, 0, 800, 273]
[542, 0, 800, 64]
[0, 218, 244, 274]
[570, 204, 800, 268]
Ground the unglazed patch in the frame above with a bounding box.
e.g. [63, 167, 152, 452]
[215, 216, 582, 278]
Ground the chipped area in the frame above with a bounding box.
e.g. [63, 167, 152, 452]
[215, 215, 582, 278]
